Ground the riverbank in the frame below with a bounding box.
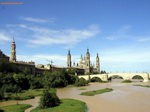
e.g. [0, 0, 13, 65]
[1, 80, 150, 112]
[31, 98, 87, 112]
[57, 80, 150, 112]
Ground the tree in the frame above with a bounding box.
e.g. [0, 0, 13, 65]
[13, 73, 30, 90]
[100, 70, 107, 74]
[39, 89, 60, 109]
[0, 87, 5, 100]
[43, 70, 68, 88]
[27, 75, 43, 89]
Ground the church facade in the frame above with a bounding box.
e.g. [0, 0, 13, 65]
[67, 49, 100, 74]
[1, 38, 100, 75]
[4, 38, 62, 75]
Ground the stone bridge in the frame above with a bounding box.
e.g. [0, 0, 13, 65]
[78, 73, 150, 82]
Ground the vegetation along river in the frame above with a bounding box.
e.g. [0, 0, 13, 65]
[57, 79, 150, 112]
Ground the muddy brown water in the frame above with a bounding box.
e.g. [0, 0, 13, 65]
[57, 79, 150, 112]
[1, 79, 150, 112]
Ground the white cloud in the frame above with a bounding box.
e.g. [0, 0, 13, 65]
[100, 48, 150, 63]
[21, 17, 55, 23]
[0, 32, 11, 44]
[105, 25, 131, 40]
[17, 24, 100, 47]
[98, 47, 150, 72]
[137, 37, 150, 42]
[17, 54, 79, 67]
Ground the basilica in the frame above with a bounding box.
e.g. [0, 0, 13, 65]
[0, 38, 100, 75]
[67, 49, 100, 74]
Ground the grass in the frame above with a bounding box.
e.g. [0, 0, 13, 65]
[80, 88, 113, 96]
[31, 98, 87, 112]
[4, 88, 56, 101]
[0, 104, 32, 112]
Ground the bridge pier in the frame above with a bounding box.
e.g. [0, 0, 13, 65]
[143, 74, 149, 82]
[102, 74, 108, 82]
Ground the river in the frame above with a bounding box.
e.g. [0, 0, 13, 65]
[57, 79, 150, 112]
[0, 79, 150, 112]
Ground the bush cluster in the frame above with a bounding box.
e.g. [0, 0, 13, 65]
[39, 89, 60, 109]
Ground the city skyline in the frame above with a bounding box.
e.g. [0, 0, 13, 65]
[0, 0, 150, 72]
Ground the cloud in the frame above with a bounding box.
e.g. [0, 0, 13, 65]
[100, 48, 150, 63]
[137, 37, 150, 42]
[98, 47, 150, 72]
[17, 24, 100, 47]
[21, 17, 55, 23]
[17, 54, 79, 67]
[0, 32, 11, 44]
[105, 25, 131, 40]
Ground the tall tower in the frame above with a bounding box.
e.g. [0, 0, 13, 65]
[96, 53, 100, 72]
[67, 49, 71, 67]
[10, 38, 16, 62]
[85, 48, 90, 73]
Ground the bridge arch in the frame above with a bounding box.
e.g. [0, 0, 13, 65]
[131, 75, 144, 79]
[108, 74, 125, 80]
[90, 76, 102, 82]
[130, 74, 144, 82]
[78, 75, 89, 80]
[108, 75, 124, 79]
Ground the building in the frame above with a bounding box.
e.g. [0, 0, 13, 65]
[0, 50, 9, 62]
[1, 38, 100, 75]
[8, 38, 36, 74]
[67, 49, 100, 74]
[8, 38, 62, 75]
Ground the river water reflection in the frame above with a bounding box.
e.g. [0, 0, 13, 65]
[57, 79, 150, 112]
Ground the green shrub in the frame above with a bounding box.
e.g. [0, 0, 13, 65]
[39, 89, 60, 109]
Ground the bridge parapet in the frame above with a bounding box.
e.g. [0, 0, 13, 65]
[78, 72, 149, 82]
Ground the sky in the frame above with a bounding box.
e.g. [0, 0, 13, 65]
[0, 0, 150, 72]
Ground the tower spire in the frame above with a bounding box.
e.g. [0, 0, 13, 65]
[10, 37, 16, 62]
[96, 53, 100, 72]
[87, 47, 89, 54]
[85, 48, 90, 74]
[67, 49, 71, 67]
[12, 37, 15, 43]
[68, 49, 70, 55]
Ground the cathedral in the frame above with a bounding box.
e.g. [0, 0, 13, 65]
[1, 38, 100, 75]
[67, 49, 100, 74]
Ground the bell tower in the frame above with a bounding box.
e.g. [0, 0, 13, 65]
[96, 53, 100, 72]
[85, 48, 90, 73]
[10, 38, 16, 62]
[67, 49, 71, 67]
